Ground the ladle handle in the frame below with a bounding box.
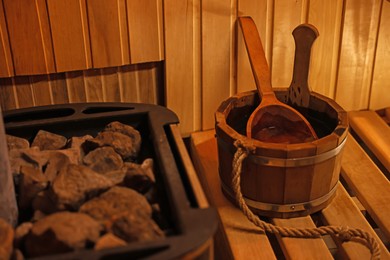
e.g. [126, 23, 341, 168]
[238, 17, 274, 98]
[289, 24, 319, 107]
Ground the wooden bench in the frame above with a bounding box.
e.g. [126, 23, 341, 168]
[189, 109, 390, 259]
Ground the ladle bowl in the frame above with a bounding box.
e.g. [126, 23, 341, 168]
[238, 17, 317, 143]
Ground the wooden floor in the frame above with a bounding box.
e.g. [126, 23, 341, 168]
[190, 109, 390, 260]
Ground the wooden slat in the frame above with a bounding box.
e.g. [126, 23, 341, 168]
[190, 130, 277, 260]
[49, 73, 69, 105]
[65, 71, 87, 103]
[101, 67, 121, 102]
[341, 132, 390, 239]
[0, 78, 17, 110]
[307, 0, 343, 98]
[29, 75, 52, 107]
[370, 0, 390, 110]
[0, 1, 13, 77]
[118, 65, 139, 103]
[201, 0, 236, 130]
[335, 0, 382, 111]
[321, 185, 390, 259]
[271, 0, 302, 88]
[83, 69, 104, 102]
[272, 217, 333, 259]
[14, 76, 34, 108]
[87, 0, 130, 68]
[137, 63, 157, 104]
[46, 0, 92, 72]
[349, 110, 390, 172]
[127, 0, 164, 63]
[3, 0, 55, 75]
[164, 0, 201, 136]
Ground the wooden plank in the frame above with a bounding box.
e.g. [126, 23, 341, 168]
[370, 0, 390, 110]
[101, 67, 120, 102]
[49, 73, 69, 105]
[341, 133, 390, 240]
[0, 0, 13, 77]
[335, 0, 382, 110]
[83, 69, 103, 102]
[190, 130, 276, 260]
[202, 0, 236, 130]
[0, 78, 17, 110]
[14, 76, 34, 108]
[237, 0, 268, 93]
[87, 0, 130, 68]
[29, 75, 52, 106]
[65, 71, 87, 103]
[118, 65, 139, 103]
[127, 0, 164, 63]
[321, 185, 390, 260]
[272, 217, 333, 259]
[3, 0, 55, 75]
[47, 0, 92, 72]
[349, 110, 390, 172]
[307, 0, 343, 98]
[137, 63, 157, 104]
[164, 0, 201, 135]
[271, 0, 303, 88]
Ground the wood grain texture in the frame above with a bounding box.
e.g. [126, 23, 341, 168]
[3, 0, 55, 75]
[14, 76, 34, 108]
[202, 0, 236, 130]
[47, 0, 92, 72]
[0, 1, 13, 77]
[370, 0, 390, 110]
[0, 78, 17, 110]
[127, 0, 164, 63]
[29, 74, 52, 106]
[307, 0, 343, 98]
[164, 0, 201, 135]
[335, 0, 382, 111]
[341, 133, 390, 240]
[87, 0, 130, 68]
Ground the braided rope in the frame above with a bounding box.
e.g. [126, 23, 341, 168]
[232, 140, 381, 259]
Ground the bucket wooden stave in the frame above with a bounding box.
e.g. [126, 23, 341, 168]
[215, 89, 348, 218]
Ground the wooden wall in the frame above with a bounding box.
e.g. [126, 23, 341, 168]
[165, 0, 390, 135]
[1, 0, 389, 136]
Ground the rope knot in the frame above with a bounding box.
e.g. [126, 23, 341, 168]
[338, 226, 352, 242]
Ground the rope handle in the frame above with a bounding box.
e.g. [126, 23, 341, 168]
[232, 140, 381, 259]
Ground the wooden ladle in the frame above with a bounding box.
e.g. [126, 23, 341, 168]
[239, 17, 317, 143]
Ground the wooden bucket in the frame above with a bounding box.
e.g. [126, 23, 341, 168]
[215, 89, 348, 218]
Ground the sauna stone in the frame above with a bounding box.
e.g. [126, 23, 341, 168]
[6, 134, 29, 151]
[79, 186, 152, 223]
[83, 146, 123, 174]
[109, 210, 165, 243]
[31, 130, 67, 150]
[24, 212, 102, 257]
[32, 190, 58, 215]
[94, 233, 127, 250]
[50, 164, 113, 210]
[123, 159, 155, 194]
[14, 222, 33, 248]
[67, 135, 93, 163]
[18, 166, 48, 210]
[0, 218, 14, 260]
[103, 121, 141, 158]
[44, 152, 72, 183]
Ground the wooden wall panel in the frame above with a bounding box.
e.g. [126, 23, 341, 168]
[369, 0, 390, 110]
[47, 0, 92, 72]
[335, 0, 382, 111]
[0, 63, 163, 111]
[307, 0, 343, 98]
[202, 0, 236, 130]
[164, 0, 201, 135]
[3, 0, 55, 75]
[127, 0, 164, 63]
[271, 0, 303, 88]
[0, 1, 13, 77]
[87, 0, 130, 68]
